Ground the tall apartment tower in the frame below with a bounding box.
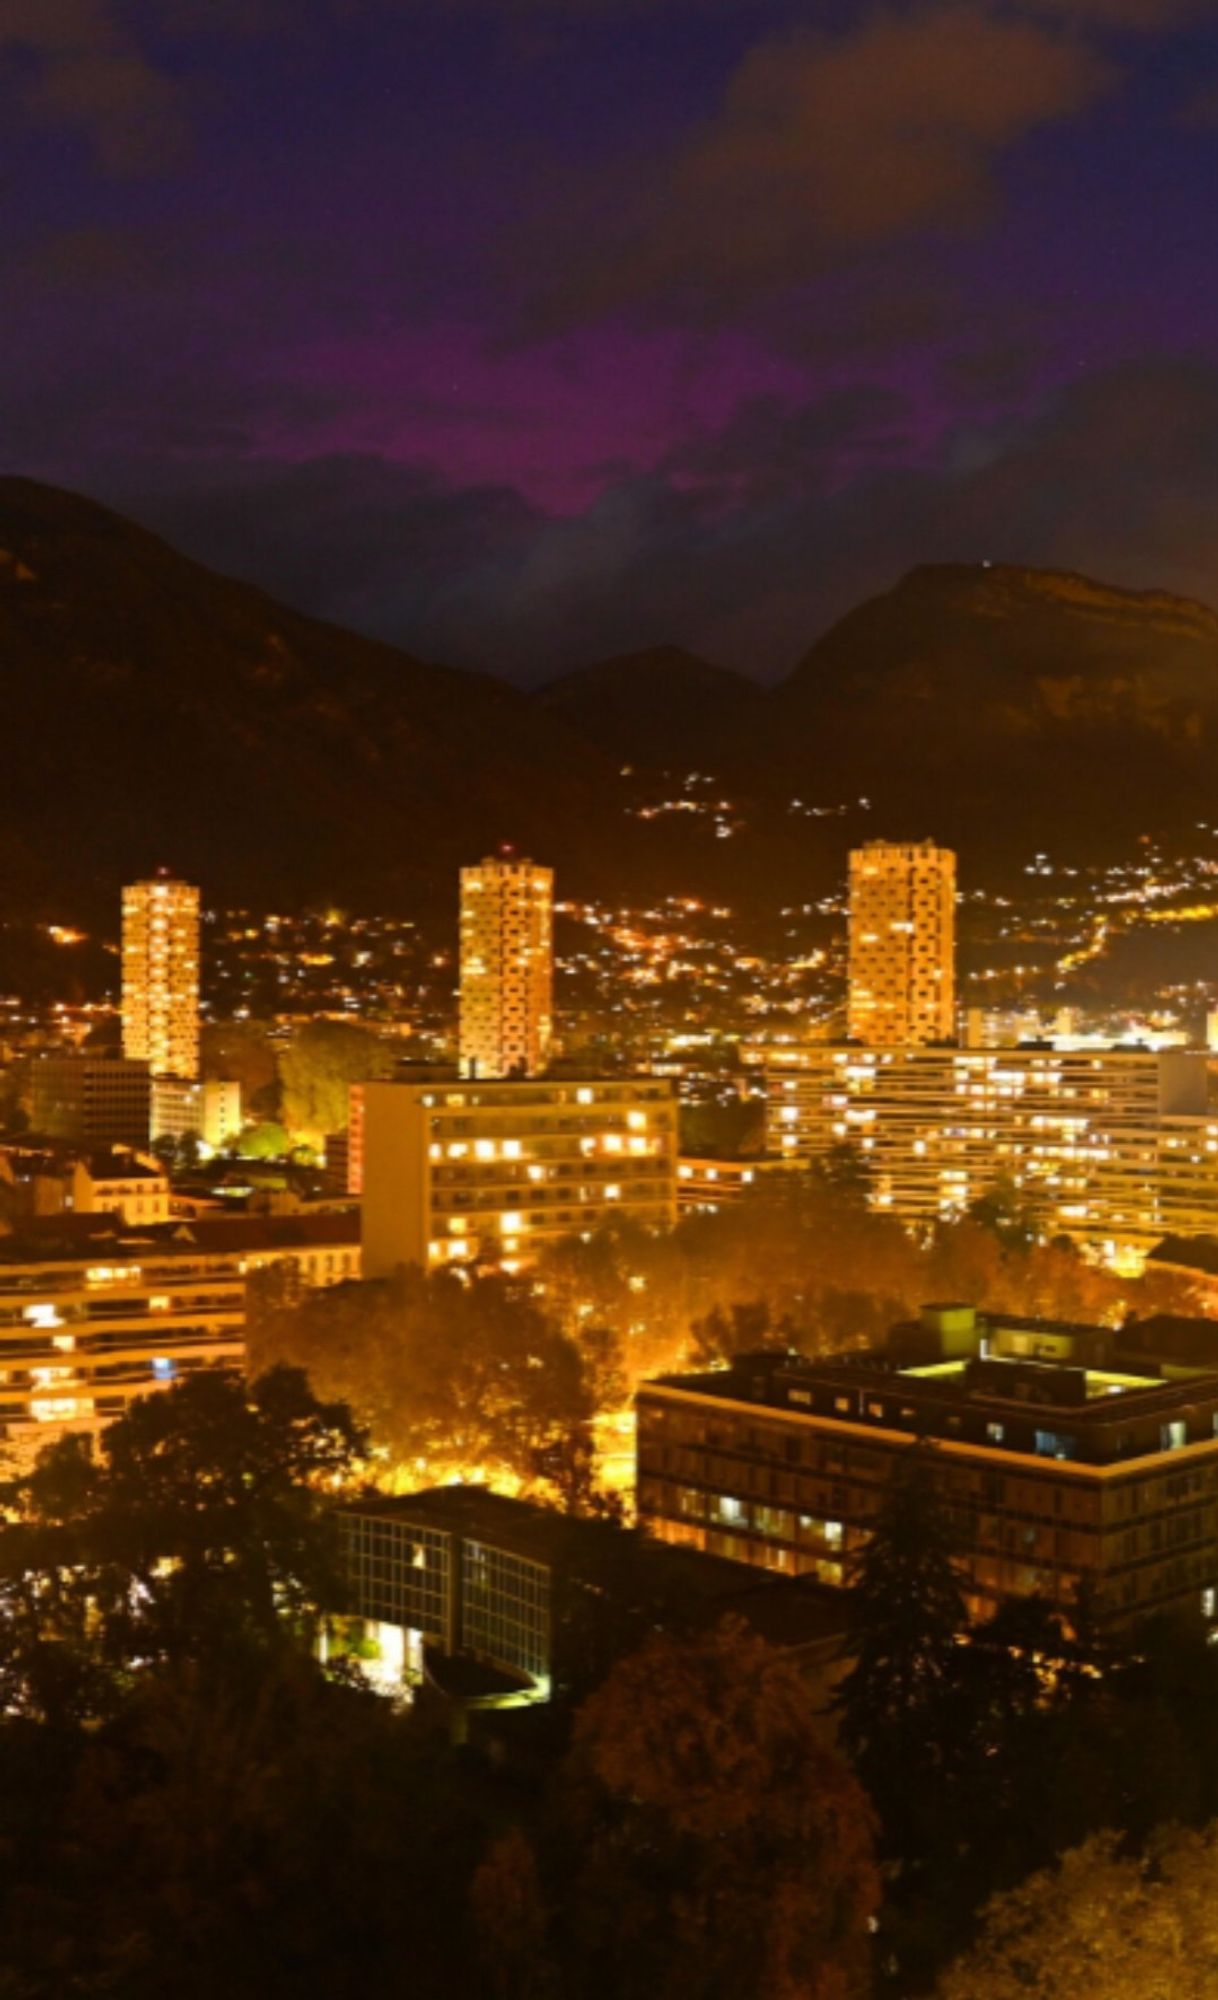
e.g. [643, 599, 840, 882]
[121, 875, 201, 1080]
[847, 840, 956, 1046]
[459, 854, 554, 1079]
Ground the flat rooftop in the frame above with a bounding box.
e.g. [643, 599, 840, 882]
[0, 1208, 361, 1269]
[900, 1358, 1159, 1400]
[644, 1348, 1218, 1467]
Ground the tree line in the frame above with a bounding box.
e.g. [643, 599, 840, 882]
[4, 1372, 1218, 1995]
[248, 1163, 1204, 1505]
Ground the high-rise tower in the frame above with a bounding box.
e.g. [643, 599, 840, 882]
[847, 840, 956, 1046]
[121, 874, 200, 1080]
[459, 854, 553, 1078]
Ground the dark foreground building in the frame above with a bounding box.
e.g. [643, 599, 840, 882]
[335, 1484, 848, 1720]
[636, 1303, 1218, 1629]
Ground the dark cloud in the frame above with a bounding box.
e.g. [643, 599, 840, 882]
[519, 6, 1113, 329]
[1179, 78, 1218, 125]
[0, 0, 184, 173]
[66, 357, 1218, 686]
[664, 385, 913, 501]
[1014, 0, 1205, 25]
[939, 334, 1049, 403]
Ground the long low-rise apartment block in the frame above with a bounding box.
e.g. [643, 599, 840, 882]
[677, 1154, 807, 1211]
[637, 1302, 1218, 1630]
[0, 1246, 244, 1469]
[0, 1209, 360, 1468]
[361, 1075, 678, 1275]
[747, 1041, 1218, 1257]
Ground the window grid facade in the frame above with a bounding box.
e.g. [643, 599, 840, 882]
[361, 1077, 679, 1274]
[339, 1516, 452, 1645]
[750, 1043, 1212, 1252]
[459, 857, 554, 1080]
[847, 840, 956, 1046]
[461, 1539, 549, 1681]
[122, 877, 201, 1081]
[637, 1370, 1218, 1628]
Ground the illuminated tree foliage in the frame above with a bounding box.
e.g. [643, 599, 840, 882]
[250, 1266, 598, 1497]
[277, 1019, 396, 1144]
[200, 1019, 278, 1116]
[527, 1175, 1193, 1390]
[689, 1296, 796, 1365]
[937, 1824, 1218, 2000]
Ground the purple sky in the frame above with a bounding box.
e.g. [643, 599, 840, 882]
[4, 0, 1218, 679]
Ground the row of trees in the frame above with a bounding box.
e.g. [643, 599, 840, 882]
[527, 1166, 1201, 1389]
[837, 1451, 1218, 1988]
[249, 1265, 608, 1508]
[246, 1166, 1205, 1498]
[0, 1369, 879, 2000]
[7, 1368, 1218, 1994]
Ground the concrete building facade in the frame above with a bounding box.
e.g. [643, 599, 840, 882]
[30, 1054, 152, 1150]
[459, 855, 553, 1079]
[151, 1076, 242, 1150]
[122, 875, 200, 1080]
[750, 1041, 1214, 1257]
[0, 1210, 362, 1468]
[847, 840, 956, 1045]
[677, 1155, 807, 1211]
[361, 1075, 678, 1275]
[637, 1304, 1218, 1630]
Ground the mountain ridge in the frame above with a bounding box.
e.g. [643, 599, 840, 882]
[0, 475, 616, 919]
[4, 477, 1218, 916]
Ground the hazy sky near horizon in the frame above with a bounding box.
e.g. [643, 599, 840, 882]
[4, 0, 1218, 678]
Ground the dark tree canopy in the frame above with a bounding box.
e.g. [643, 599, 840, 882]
[0, 1366, 366, 1715]
[548, 1618, 879, 2000]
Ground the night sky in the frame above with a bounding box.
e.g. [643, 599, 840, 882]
[4, 0, 1218, 679]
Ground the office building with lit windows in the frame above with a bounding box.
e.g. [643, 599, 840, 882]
[0, 1210, 361, 1468]
[847, 840, 956, 1045]
[0, 1249, 243, 1469]
[459, 855, 553, 1079]
[29, 1053, 152, 1151]
[749, 1041, 1214, 1258]
[122, 874, 200, 1081]
[338, 1488, 555, 1701]
[637, 1302, 1218, 1630]
[677, 1154, 807, 1210]
[150, 1076, 242, 1150]
[336, 1484, 851, 1707]
[361, 1074, 678, 1275]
